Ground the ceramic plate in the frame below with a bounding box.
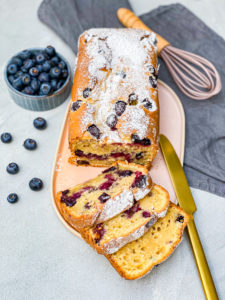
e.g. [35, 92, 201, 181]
[51, 80, 185, 237]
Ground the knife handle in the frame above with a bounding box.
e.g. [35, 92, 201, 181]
[187, 219, 219, 300]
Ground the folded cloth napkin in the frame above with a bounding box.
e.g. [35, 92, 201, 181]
[38, 1, 225, 198]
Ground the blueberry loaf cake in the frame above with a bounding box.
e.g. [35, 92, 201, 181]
[69, 28, 159, 168]
[106, 203, 189, 279]
[81, 185, 169, 255]
[56, 162, 152, 230]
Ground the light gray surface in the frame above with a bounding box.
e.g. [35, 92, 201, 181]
[0, 1, 224, 299]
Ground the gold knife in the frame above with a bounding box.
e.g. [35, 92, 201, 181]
[159, 134, 219, 300]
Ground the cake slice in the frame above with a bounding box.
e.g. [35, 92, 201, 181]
[56, 162, 152, 230]
[106, 203, 189, 280]
[69, 28, 159, 168]
[81, 185, 169, 254]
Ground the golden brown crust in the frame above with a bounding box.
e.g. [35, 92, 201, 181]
[80, 184, 170, 255]
[106, 203, 189, 280]
[56, 161, 152, 231]
[68, 29, 159, 167]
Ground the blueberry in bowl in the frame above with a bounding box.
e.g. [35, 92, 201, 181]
[4, 46, 72, 111]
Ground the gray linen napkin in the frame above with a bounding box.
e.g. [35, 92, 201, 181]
[38, 1, 225, 198]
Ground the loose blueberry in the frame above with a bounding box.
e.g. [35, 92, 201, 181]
[51, 56, 60, 66]
[29, 178, 43, 191]
[38, 72, 50, 83]
[36, 53, 45, 64]
[98, 193, 110, 203]
[23, 59, 34, 70]
[23, 138, 37, 150]
[33, 117, 47, 130]
[58, 60, 66, 69]
[115, 101, 126, 116]
[7, 64, 17, 75]
[7, 193, 19, 204]
[149, 76, 157, 88]
[19, 49, 31, 60]
[40, 83, 51, 95]
[142, 98, 152, 110]
[50, 79, 58, 91]
[71, 100, 82, 111]
[87, 124, 101, 139]
[22, 86, 34, 95]
[45, 46, 56, 57]
[6, 162, 19, 175]
[83, 88, 91, 98]
[21, 74, 31, 85]
[29, 67, 39, 77]
[11, 57, 23, 67]
[61, 69, 68, 79]
[1, 132, 12, 143]
[50, 66, 61, 78]
[31, 79, 40, 92]
[12, 77, 23, 91]
[128, 93, 138, 105]
[42, 61, 51, 72]
[106, 114, 117, 129]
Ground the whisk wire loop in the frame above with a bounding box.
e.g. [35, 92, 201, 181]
[161, 46, 221, 100]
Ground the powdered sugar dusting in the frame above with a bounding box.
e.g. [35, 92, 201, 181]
[104, 215, 158, 254]
[77, 29, 158, 143]
[97, 189, 134, 223]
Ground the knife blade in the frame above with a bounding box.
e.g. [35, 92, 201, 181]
[159, 134, 196, 215]
[159, 134, 218, 300]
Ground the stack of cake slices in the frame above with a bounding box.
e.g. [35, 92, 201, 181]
[57, 28, 189, 279]
[57, 162, 189, 280]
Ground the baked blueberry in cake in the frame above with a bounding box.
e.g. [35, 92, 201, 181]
[56, 161, 152, 230]
[69, 28, 159, 168]
[81, 185, 170, 254]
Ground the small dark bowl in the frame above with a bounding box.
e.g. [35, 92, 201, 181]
[4, 48, 72, 111]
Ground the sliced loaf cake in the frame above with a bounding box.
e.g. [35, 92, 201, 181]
[81, 185, 169, 254]
[56, 161, 152, 230]
[107, 203, 189, 279]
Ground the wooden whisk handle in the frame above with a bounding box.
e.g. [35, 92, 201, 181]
[117, 8, 170, 55]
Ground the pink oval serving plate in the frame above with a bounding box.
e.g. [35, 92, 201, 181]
[51, 80, 185, 237]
